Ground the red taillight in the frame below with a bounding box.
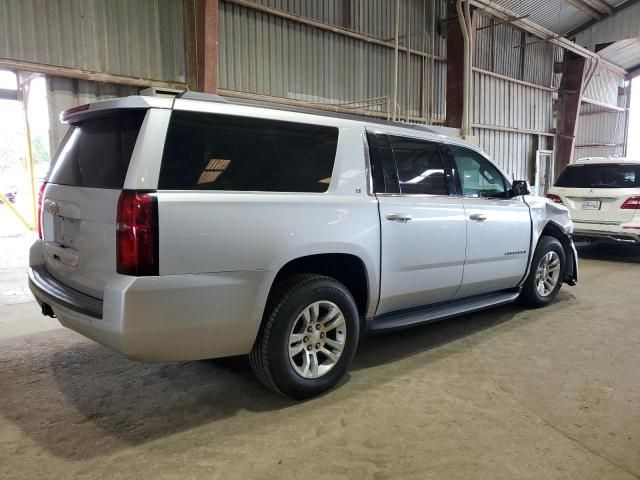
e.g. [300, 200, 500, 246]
[116, 191, 158, 276]
[621, 196, 640, 210]
[546, 193, 564, 205]
[37, 182, 47, 238]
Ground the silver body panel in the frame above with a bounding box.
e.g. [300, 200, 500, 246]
[29, 95, 578, 361]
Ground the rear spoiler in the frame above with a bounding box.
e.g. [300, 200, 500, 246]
[60, 96, 173, 123]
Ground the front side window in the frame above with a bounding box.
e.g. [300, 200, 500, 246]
[159, 111, 338, 192]
[449, 146, 507, 198]
[388, 136, 448, 195]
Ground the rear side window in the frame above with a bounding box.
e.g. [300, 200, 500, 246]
[555, 164, 640, 188]
[49, 110, 146, 189]
[159, 111, 338, 192]
[389, 136, 448, 195]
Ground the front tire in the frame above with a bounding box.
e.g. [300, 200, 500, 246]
[518, 235, 566, 308]
[249, 274, 360, 399]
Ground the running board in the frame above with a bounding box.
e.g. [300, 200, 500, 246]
[366, 290, 520, 333]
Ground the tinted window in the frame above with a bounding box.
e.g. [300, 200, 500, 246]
[367, 133, 399, 193]
[49, 110, 146, 189]
[389, 136, 448, 195]
[555, 164, 640, 188]
[449, 147, 507, 198]
[159, 111, 338, 192]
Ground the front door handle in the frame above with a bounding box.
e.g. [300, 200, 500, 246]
[386, 213, 412, 223]
[469, 213, 487, 222]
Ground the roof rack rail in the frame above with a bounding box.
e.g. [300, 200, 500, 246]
[175, 90, 229, 103]
[171, 90, 452, 136]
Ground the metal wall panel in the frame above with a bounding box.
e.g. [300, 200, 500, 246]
[219, 0, 446, 121]
[0, 0, 185, 82]
[575, 96, 627, 160]
[472, 70, 553, 132]
[473, 127, 534, 180]
[574, 145, 625, 158]
[576, 111, 625, 146]
[251, 0, 447, 56]
[474, 13, 554, 87]
[46, 76, 141, 152]
[583, 66, 624, 106]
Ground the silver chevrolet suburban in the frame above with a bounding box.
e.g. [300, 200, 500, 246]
[29, 92, 578, 399]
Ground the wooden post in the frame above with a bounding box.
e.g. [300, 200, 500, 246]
[195, 0, 219, 93]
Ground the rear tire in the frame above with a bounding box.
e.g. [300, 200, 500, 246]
[249, 274, 360, 399]
[518, 235, 566, 308]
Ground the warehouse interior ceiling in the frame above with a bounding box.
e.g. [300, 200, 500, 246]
[487, 0, 628, 34]
[597, 37, 640, 70]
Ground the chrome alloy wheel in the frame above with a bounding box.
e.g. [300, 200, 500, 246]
[535, 251, 561, 297]
[288, 300, 347, 379]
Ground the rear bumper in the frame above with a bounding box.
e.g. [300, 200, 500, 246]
[573, 227, 640, 245]
[29, 264, 103, 318]
[28, 246, 270, 362]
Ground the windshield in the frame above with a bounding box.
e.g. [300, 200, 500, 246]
[555, 164, 640, 189]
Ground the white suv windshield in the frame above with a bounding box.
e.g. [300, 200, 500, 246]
[555, 164, 640, 189]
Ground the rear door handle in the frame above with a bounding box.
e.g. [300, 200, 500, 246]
[386, 213, 412, 223]
[469, 213, 487, 222]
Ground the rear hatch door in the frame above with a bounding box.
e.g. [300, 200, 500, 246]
[553, 163, 640, 224]
[42, 109, 146, 299]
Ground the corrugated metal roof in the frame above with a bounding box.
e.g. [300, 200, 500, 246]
[575, 1, 640, 49]
[597, 38, 640, 70]
[481, 0, 629, 36]
[482, 0, 591, 34]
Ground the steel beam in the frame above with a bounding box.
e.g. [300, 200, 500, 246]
[560, 0, 602, 19]
[445, 4, 464, 129]
[556, 52, 588, 176]
[565, 0, 637, 37]
[584, 0, 614, 14]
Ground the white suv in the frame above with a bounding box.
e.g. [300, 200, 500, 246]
[547, 158, 640, 245]
[29, 92, 578, 398]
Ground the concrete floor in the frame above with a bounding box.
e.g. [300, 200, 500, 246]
[1, 227, 640, 479]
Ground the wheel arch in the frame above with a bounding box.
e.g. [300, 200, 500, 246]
[268, 253, 371, 318]
[525, 220, 577, 286]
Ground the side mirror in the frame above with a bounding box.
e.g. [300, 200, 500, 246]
[511, 180, 531, 197]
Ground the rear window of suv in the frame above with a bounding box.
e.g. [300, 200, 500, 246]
[158, 111, 338, 192]
[48, 110, 146, 189]
[555, 164, 640, 189]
